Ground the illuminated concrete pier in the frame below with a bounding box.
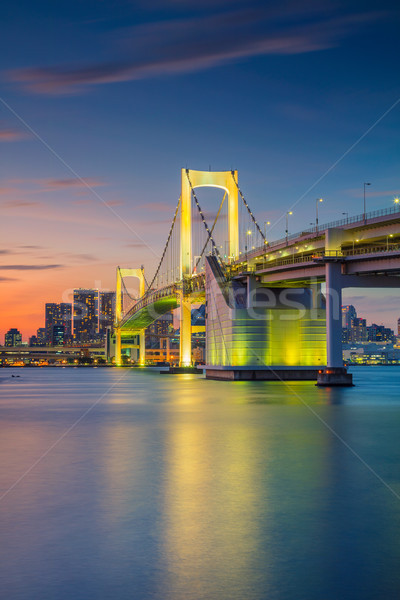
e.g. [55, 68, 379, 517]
[204, 256, 326, 381]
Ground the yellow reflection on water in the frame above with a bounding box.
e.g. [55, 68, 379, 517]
[158, 413, 271, 598]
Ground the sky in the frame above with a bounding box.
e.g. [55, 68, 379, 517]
[1, 0, 400, 340]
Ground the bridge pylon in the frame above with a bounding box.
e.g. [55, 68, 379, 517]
[115, 267, 146, 366]
[179, 169, 239, 366]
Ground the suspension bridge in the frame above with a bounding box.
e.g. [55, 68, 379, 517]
[114, 168, 400, 385]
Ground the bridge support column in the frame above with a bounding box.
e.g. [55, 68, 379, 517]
[317, 261, 353, 386]
[139, 331, 145, 366]
[179, 295, 192, 367]
[115, 328, 122, 367]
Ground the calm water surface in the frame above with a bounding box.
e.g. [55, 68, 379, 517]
[0, 367, 399, 600]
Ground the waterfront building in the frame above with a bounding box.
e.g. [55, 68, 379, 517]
[367, 323, 395, 343]
[5, 328, 22, 346]
[350, 317, 367, 343]
[73, 289, 99, 343]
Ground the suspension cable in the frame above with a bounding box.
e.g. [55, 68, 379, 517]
[145, 196, 181, 294]
[195, 191, 227, 271]
[117, 266, 137, 303]
[185, 170, 223, 265]
[231, 170, 266, 244]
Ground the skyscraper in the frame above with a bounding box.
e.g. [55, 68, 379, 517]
[99, 291, 116, 337]
[73, 289, 99, 343]
[45, 303, 58, 343]
[52, 325, 65, 346]
[59, 303, 72, 339]
[36, 328, 46, 345]
[342, 305, 357, 329]
[45, 303, 72, 344]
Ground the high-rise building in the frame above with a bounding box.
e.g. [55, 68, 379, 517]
[52, 325, 65, 346]
[37, 328, 46, 345]
[73, 289, 99, 343]
[45, 303, 58, 343]
[350, 317, 367, 343]
[99, 291, 116, 337]
[342, 305, 357, 329]
[5, 328, 22, 346]
[59, 303, 72, 339]
[45, 303, 72, 344]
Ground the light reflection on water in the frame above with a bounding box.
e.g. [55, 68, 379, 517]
[0, 367, 400, 600]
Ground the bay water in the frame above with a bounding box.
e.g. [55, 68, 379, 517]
[1, 367, 399, 600]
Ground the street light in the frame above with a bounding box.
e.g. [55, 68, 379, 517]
[245, 230, 251, 262]
[316, 198, 323, 233]
[264, 220, 270, 240]
[342, 212, 348, 223]
[394, 197, 400, 210]
[364, 182, 371, 224]
[387, 233, 394, 251]
[285, 211, 292, 246]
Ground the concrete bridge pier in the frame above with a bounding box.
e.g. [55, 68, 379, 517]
[115, 329, 122, 366]
[139, 331, 145, 366]
[317, 260, 353, 386]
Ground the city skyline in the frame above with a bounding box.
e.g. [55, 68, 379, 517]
[1, 0, 400, 338]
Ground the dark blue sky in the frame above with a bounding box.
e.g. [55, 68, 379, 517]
[1, 0, 400, 336]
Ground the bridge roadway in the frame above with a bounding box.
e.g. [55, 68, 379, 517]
[118, 207, 400, 331]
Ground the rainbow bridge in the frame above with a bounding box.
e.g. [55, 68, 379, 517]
[114, 169, 400, 385]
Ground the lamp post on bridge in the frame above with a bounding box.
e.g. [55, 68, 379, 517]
[394, 197, 399, 211]
[316, 198, 323, 233]
[246, 230, 252, 263]
[285, 211, 292, 246]
[363, 182, 371, 224]
[386, 234, 393, 251]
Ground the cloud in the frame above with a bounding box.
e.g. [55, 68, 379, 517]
[39, 177, 105, 191]
[0, 129, 28, 142]
[1, 200, 42, 208]
[124, 242, 149, 248]
[0, 276, 18, 281]
[0, 264, 63, 270]
[0, 249, 12, 255]
[143, 201, 176, 212]
[66, 253, 98, 262]
[9, 5, 382, 95]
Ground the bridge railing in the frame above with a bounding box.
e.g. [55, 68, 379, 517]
[248, 204, 400, 255]
[119, 272, 207, 326]
[250, 243, 400, 272]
